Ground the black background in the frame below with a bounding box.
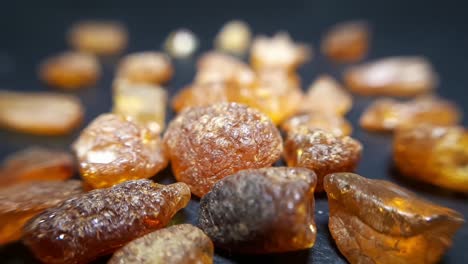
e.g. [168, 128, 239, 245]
[0, 0, 467, 263]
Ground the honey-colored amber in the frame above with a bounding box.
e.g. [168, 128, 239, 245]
[324, 173, 464, 264]
[117, 52, 173, 85]
[281, 112, 352, 137]
[164, 29, 199, 58]
[215, 20, 252, 55]
[172, 82, 231, 113]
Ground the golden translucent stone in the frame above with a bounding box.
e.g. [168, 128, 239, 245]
[281, 112, 352, 137]
[164, 29, 199, 58]
[117, 52, 173, 85]
[172, 82, 231, 113]
[324, 172, 464, 264]
[215, 20, 252, 55]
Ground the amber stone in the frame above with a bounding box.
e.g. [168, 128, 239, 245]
[281, 112, 352, 137]
[72, 114, 168, 189]
[324, 173, 464, 264]
[344, 56, 438, 97]
[215, 20, 252, 55]
[23, 180, 190, 264]
[172, 82, 231, 113]
[0, 91, 84, 135]
[165, 29, 199, 58]
[394, 124, 468, 192]
[164, 103, 282, 197]
[321, 21, 370, 63]
[117, 52, 173, 85]
[0, 147, 73, 186]
[198, 167, 317, 253]
[0, 180, 82, 245]
[284, 128, 362, 192]
[360, 96, 461, 132]
[109, 224, 213, 264]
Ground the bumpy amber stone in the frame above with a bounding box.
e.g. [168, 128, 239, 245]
[172, 82, 231, 113]
[109, 224, 214, 264]
[164, 103, 283, 197]
[284, 128, 362, 191]
[72, 114, 168, 189]
[117, 52, 173, 85]
[0, 180, 82, 245]
[198, 167, 317, 253]
[324, 173, 464, 264]
[0, 91, 84, 135]
[281, 112, 352, 137]
[360, 96, 461, 132]
[344, 56, 438, 97]
[164, 29, 199, 58]
[23, 180, 190, 264]
[215, 20, 252, 55]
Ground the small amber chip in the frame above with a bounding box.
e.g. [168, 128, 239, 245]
[116, 52, 173, 85]
[0, 91, 84, 135]
[344, 56, 438, 97]
[164, 29, 199, 58]
[172, 82, 231, 113]
[324, 173, 464, 264]
[109, 224, 214, 264]
[23, 180, 191, 264]
[281, 112, 352, 137]
[198, 167, 317, 253]
[0, 180, 82, 245]
[321, 21, 370, 63]
[215, 20, 252, 55]
[72, 113, 168, 189]
[360, 96, 461, 132]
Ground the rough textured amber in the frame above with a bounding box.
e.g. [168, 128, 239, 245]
[117, 52, 173, 85]
[109, 224, 214, 264]
[284, 128, 362, 191]
[394, 124, 468, 192]
[344, 56, 438, 97]
[360, 96, 461, 132]
[198, 167, 317, 253]
[164, 103, 283, 197]
[321, 21, 370, 63]
[281, 112, 352, 137]
[72, 114, 168, 189]
[23, 180, 190, 264]
[215, 20, 252, 55]
[0, 91, 84, 135]
[0, 180, 82, 245]
[324, 173, 464, 264]
[172, 82, 231, 113]
[164, 29, 199, 58]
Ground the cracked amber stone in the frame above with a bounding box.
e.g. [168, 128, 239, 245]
[281, 112, 352, 137]
[324, 173, 464, 264]
[172, 82, 231, 113]
[109, 224, 213, 264]
[215, 20, 252, 55]
[117, 52, 173, 85]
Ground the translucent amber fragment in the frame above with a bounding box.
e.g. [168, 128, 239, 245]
[321, 21, 370, 63]
[117, 52, 173, 85]
[109, 224, 213, 264]
[0, 180, 82, 245]
[281, 112, 352, 137]
[0, 91, 84, 135]
[360, 96, 461, 132]
[172, 82, 230, 113]
[394, 124, 468, 192]
[215, 20, 252, 55]
[344, 56, 438, 97]
[198, 167, 317, 253]
[284, 128, 362, 191]
[324, 173, 464, 264]
[164, 103, 282, 197]
[72, 114, 168, 189]
[23, 180, 190, 264]
[112, 78, 167, 133]
[164, 29, 199, 58]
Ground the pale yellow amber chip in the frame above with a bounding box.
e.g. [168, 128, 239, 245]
[215, 20, 252, 55]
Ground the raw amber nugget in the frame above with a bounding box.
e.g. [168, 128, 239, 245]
[284, 128, 362, 191]
[0, 180, 82, 245]
[281, 112, 352, 137]
[172, 82, 231, 113]
[215, 20, 252, 55]
[0, 91, 84, 135]
[73, 114, 168, 189]
[394, 124, 468, 192]
[324, 173, 464, 264]
[109, 224, 214, 264]
[164, 103, 282, 197]
[198, 167, 317, 254]
[117, 52, 173, 85]
[23, 180, 190, 264]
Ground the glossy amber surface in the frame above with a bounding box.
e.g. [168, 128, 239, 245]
[281, 112, 352, 137]
[116, 52, 173, 85]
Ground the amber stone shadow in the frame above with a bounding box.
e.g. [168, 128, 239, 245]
[0, 241, 40, 263]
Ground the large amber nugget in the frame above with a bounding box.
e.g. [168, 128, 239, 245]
[344, 56, 438, 97]
[394, 124, 468, 192]
[116, 52, 173, 85]
[360, 96, 461, 132]
[164, 103, 283, 197]
[324, 173, 464, 264]
[0, 180, 82, 245]
[109, 224, 214, 264]
[172, 82, 231, 113]
[284, 128, 362, 191]
[0, 91, 83, 135]
[72, 114, 168, 189]
[281, 112, 352, 137]
[23, 180, 190, 264]
[198, 167, 317, 253]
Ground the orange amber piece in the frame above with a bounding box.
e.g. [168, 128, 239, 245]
[109, 224, 214, 264]
[0, 180, 82, 245]
[164, 103, 283, 197]
[72, 114, 168, 189]
[0, 91, 83, 135]
[360, 96, 461, 132]
[117, 52, 173, 85]
[198, 167, 317, 253]
[324, 173, 464, 264]
[172, 82, 231, 113]
[23, 180, 190, 264]
[394, 124, 468, 192]
[344, 56, 438, 97]
[281, 112, 352, 137]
